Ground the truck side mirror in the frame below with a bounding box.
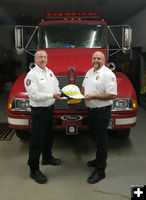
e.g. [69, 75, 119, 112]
[15, 26, 24, 55]
[108, 25, 132, 56]
[15, 25, 38, 55]
[122, 26, 132, 52]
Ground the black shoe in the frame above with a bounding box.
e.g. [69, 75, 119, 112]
[42, 156, 62, 166]
[87, 170, 105, 184]
[87, 159, 96, 167]
[30, 170, 47, 184]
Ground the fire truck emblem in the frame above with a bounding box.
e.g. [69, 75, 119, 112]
[26, 79, 31, 86]
[61, 115, 83, 121]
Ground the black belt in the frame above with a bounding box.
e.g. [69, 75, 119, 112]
[31, 105, 54, 111]
[87, 105, 111, 111]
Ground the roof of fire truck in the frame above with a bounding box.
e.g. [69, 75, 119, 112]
[39, 11, 105, 23]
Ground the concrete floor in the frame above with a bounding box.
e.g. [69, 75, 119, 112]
[0, 91, 146, 200]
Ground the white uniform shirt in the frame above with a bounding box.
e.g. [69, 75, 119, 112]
[82, 65, 117, 108]
[24, 65, 60, 107]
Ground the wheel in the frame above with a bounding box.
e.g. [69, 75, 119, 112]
[111, 129, 131, 139]
[15, 130, 29, 140]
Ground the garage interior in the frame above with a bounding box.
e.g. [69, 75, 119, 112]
[0, 0, 146, 200]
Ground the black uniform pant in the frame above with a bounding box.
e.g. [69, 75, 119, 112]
[28, 106, 54, 171]
[88, 105, 111, 172]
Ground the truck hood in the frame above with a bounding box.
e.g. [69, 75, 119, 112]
[9, 68, 136, 100]
[9, 73, 28, 99]
[45, 48, 106, 76]
[115, 72, 136, 98]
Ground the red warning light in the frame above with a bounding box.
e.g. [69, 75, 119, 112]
[45, 11, 101, 18]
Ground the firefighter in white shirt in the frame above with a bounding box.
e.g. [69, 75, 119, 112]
[24, 50, 61, 184]
[81, 51, 117, 184]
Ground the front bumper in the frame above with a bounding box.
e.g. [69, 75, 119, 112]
[8, 112, 31, 130]
[8, 111, 137, 131]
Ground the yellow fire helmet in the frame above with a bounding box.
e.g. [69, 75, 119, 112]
[61, 84, 84, 99]
[67, 99, 82, 104]
[61, 84, 84, 104]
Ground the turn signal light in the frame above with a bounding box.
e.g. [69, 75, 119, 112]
[132, 99, 137, 110]
[8, 98, 12, 111]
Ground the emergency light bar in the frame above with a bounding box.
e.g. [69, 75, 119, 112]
[45, 11, 101, 18]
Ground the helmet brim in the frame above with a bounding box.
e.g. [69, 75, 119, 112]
[69, 94, 84, 99]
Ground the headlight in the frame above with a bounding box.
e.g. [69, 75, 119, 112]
[11, 98, 31, 111]
[112, 98, 136, 111]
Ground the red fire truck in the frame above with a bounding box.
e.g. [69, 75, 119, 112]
[8, 12, 137, 139]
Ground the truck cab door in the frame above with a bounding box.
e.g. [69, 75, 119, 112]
[15, 25, 38, 56]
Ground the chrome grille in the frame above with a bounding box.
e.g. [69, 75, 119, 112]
[57, 76, 69, 88]
[74, 99, 86, 109]
[75, 76, 84, 88]
[54, 76, 86, 110]
[54, 98, 69, 109]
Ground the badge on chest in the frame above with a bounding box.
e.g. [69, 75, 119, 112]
[96, 76, 100, 80]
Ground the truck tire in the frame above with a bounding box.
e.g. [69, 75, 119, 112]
[112, 129, 131, 139]
[15, 130, 29, 140]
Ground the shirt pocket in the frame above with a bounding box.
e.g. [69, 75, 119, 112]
[95, 80, 105, 93]
[38, 77, 47, 90]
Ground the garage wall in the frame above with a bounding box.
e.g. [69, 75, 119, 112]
[124, 8, 146, 52]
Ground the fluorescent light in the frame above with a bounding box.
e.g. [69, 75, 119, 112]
[90, 31, 96, 48]
[45, 34, 49, 48]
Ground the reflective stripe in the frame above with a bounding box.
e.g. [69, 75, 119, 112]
[115, 117, 136, 125]
[8, 117, 29, 126]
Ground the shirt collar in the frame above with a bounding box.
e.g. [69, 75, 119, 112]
[92, 65, 105, 74]
[35, 64, 47, 73]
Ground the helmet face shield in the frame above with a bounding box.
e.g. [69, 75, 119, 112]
[61, 84, 84, 99]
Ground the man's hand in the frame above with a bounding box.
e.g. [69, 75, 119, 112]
[53, 93, 61, 100]
[84, 93, 116, 100]
[84, 94, 95, 100]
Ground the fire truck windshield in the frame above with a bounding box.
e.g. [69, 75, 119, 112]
[39, 23, 107, 49]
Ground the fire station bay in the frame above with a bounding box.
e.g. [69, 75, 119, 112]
[0, 1, 146, 200]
